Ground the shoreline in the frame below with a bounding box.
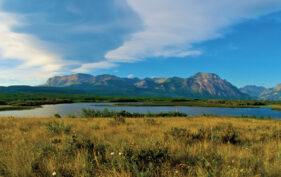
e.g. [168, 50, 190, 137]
[1, 101, 281, 112]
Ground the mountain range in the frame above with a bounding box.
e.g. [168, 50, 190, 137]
[239, 85, 267, 97]
[0, 72, 279, 100]
[240, 85, 281, 100]
[259, 84, 281, 100]
[43, 72, 251, 99]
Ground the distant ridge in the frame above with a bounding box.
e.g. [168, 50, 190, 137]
[43, 72, 251, 99]
[259, 83, 281, 100]
[239, 84, 281, 100]
[240, 85, 267, 97]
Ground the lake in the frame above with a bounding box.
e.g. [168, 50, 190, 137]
[0, 103, 280, 118]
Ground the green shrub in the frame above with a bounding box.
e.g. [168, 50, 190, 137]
[144, 118, 158, 126]
[108, 117, 126, 126]
[207, 123, 241, 144]
[45, 121, 72, 135]
[169, 127, 190, 139]
[80, 108, 188, 118]
[114, 117, 126, 124]
[67, 113, 76, 118]
[168, 124, 241, 145]
[123, 145, 170, 172]
[63, 135, 109, 169]
[54, 113, 61, 118]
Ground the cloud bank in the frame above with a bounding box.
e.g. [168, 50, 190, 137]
[0, 11, 65, 85]
[0, 0, 281, 85]
[105, 0, 281, 62]
[72, 61, 118, 73]
[0, 0, 139, 85]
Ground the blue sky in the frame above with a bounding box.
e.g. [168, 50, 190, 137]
[0, 0, 280, 88]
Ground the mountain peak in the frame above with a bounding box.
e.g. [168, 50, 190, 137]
[96, 74, 118, 79]
[73, 73, 93, 77]
[260, 83, 281, 100]
[192, 72, 220, 79]
[45, 73, 94, 87]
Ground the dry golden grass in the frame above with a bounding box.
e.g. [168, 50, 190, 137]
[0, 116, 280, 177]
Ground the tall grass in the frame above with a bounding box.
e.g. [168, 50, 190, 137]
[0, 116, 280, 176]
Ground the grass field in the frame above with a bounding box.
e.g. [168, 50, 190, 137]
[0, 116, 280, 177]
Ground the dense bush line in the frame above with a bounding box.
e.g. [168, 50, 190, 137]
[80, 108, 188, 118]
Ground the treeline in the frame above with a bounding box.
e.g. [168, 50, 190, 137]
[120, 99, 281, 108]
[172, 98, 281, 106]
[204, 99, 267, 106]
[170, 98, 274, 106]
[0, 93, 170, 105]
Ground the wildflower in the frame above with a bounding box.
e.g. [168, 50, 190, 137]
[119, 152, 122, 156]
[175, 170, 179, 174]
[110, 152, 115, 155]
[52, 171, 56, 176]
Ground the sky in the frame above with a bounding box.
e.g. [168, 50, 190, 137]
[0, 0, 281, 88]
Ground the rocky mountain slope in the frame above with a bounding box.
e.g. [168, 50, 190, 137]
[259, 84, 281, 100]
[240, 85, 267, 97]
[44, 72, 251, 99]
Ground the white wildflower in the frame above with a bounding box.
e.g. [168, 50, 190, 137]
[119, 152, 122, 156]
[110, 152, 115, 155]
[52, 171, 56, 176]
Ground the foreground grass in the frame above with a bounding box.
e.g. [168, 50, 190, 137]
[0, 116, 280, 177]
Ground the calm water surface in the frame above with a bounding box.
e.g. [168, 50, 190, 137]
[0, 103, 280, 119]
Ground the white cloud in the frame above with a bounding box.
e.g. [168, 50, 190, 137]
[127, 74, 134, 78]
[0, 67, 61, 86]
[105, 0, 281, 62]
[72, 61, 117, 73]
[0, 10, 65, 84]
